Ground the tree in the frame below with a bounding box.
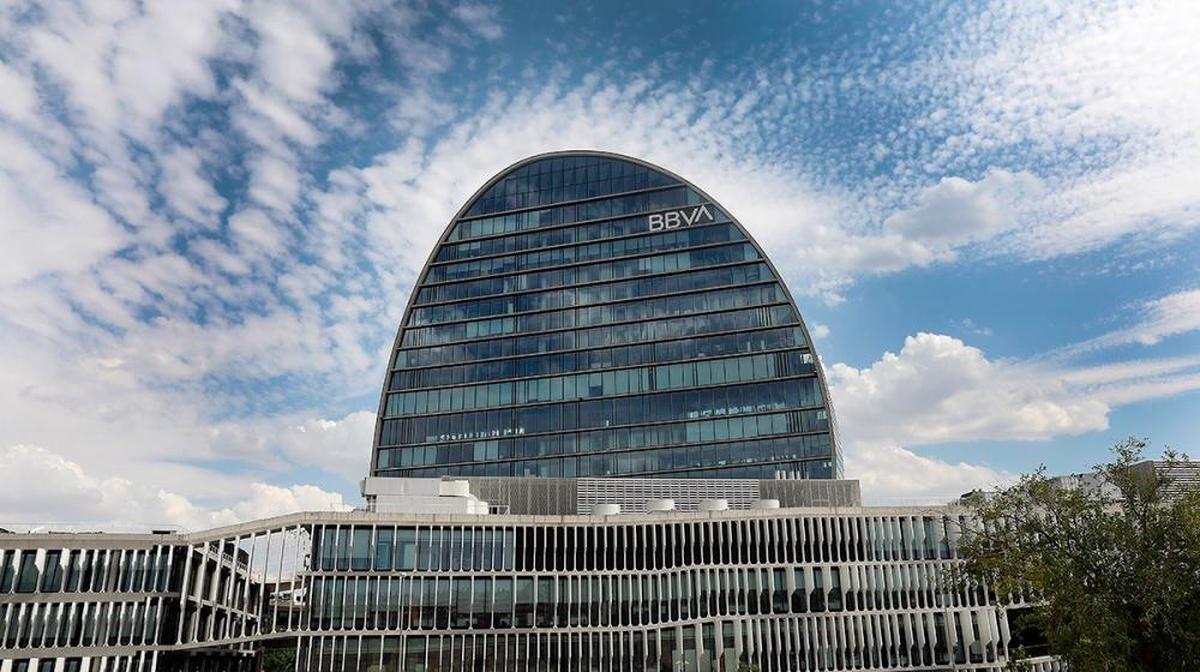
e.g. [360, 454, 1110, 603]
[261, 646, 296, 672]
[958, 437, 1200, 671]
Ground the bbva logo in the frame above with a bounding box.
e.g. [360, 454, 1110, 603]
[648, 204, 715, 231]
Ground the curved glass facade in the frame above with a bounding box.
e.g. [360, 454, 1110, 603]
[372, 152, 840, 480]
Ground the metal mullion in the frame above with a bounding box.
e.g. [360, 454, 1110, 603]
[12, 602, 26, 649]
[173, 544, 194, 645]
[239, 532, 258, 639]
[338, 561, 349, 631]
[262, 530, 279, 636]
[295, 631, 306, 672]
[377, 574, 388, 631]
[159, 543, 174, 596]
[204, 542, 219, 643]
[138, 594, 152, 647]
[355, 628, 364, 672]
[192, 545, 211, 643]
[260, 529, 277, 636]
[106, 600, 120, 647]
[272, 527, 288, 634]
[287, 526, 300, 633]
[149, 595, 166, 650]
[116, 600, 128, 648]
[49, 600, 67, 648]
[220, 535, 238, 641]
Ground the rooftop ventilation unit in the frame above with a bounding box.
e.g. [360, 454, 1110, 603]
[646, 498, 676, 512]
[698, 499, 729, 511]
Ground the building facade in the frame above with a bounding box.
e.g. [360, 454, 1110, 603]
[372, 152, 839, 481]
[1, 507, 1051, 672]
[1050, 459, 1200, 501]
[0, 152, 1059, 671]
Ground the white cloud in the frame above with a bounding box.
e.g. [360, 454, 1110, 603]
[1056, 354, 1200, 388]
[833, 330, 1200, 502]
[246, 3, 339, 104]
[1023, 150, 1200, 258]
[110, 310, 336, 382]
[0, 444, 350, 531]
[451, 4, 505, 41]
[0, 323, 372, 516]
[832, 327, 1200, 448]
[830, 333, 1110, 445]
[388, 87, 457, 135]
[1043, 289, 1200, 362]
[1091, 289, 1200, 348]
[247, 152, 305, 213]
[917, 1, 1200, 258]
[0, 129, 129, 287]
[333, 80, 892, 305]
[229, 207, 289, 257]
[276, 411, 378, 481]
[232, 78, 323, 149]
[208, 482, 352, 528]
[2, 0, 1198, 526]
[0, 61, 38, 122]
[158, 146, 228, 227]
[848, 441, 1012, 505]
[884, 169, 1041, 255]
[959, 318, 992, 337]
[24, 0, 236, 143]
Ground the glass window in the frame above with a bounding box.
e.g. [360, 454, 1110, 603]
[40, 550, 62, 592]
[64, 550, 82, 592]
[416, 528, 433, 571]
[374, 528, 394, 571]
[16, 552, 39, 593]
[351, 527, 372, 571]
[514, 576, 535, 628]
[452, 577, 472, 629]
[493, 577, 513, 628]
[0, 551, 14, 592]
[472, 577, 492, 629]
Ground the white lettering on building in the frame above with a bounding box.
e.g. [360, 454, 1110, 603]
[647, 204, 715, 231]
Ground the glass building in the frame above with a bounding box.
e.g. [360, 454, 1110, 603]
[0, 151, 1061, 672]
[0, 507, 1041, 672]
[372, 152, 840, 481]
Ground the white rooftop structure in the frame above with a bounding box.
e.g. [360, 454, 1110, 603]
[360, 477, 490, 514]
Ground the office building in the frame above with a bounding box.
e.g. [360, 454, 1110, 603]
[372, 152, 839, 481]
[0, 153, 1055, 672]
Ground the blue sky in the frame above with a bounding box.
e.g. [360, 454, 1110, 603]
[1, 1, 1198, 528]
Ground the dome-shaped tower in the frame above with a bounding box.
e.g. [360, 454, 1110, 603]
[371, 151, 840, 480]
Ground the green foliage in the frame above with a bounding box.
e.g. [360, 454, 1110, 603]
[958, 438, 1200, 671]
[735, 662, 761, 672]
[262, 647, 296, 672]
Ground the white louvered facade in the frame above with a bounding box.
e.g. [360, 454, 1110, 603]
[575, 478, 761, 513]
[1, 506, 1040, 671]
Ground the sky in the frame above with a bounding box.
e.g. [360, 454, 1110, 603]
[1, 0, 1198, 530]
